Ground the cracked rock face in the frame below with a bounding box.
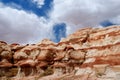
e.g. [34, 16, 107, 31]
[0, 26, 120, 80]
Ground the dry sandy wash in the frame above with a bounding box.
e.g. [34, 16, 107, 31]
[0, 26, 120, 80]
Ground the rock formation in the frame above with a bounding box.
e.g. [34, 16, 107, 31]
[0, 26, 120, 80]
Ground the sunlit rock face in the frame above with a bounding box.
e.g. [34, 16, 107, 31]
[0, 26, 120, 80]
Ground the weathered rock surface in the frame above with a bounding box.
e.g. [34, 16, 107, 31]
[0, 26, 120, 80]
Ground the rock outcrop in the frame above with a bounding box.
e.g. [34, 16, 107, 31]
[0, 26, 120, 80]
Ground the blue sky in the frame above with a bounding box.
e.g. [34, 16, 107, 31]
[0, 0, 52, 17]
[0, 0, 120, 44]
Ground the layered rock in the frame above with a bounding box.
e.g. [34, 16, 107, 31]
[0, 26, 120, 80]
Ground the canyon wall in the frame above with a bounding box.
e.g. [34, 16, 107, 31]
[0, 26, 120, 80]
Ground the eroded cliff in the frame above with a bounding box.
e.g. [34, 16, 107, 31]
[0, 26, 120, 80]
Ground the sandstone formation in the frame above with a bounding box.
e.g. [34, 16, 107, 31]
[0, 26, 120, 80]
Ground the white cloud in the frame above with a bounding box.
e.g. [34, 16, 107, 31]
[50, 0, 120, 34]
[0, 2, 53, 44]
[1, 0, 120, 44]
[32, 0, 45, 8]
[110, 15, 120, 25]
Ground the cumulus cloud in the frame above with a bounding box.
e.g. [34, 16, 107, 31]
[32, 0, 45, 8]
[0, 2, 53, 44]
[50, 0, 120, 34]
[110, 16, 120, 25]
[1, 0, 120, 44]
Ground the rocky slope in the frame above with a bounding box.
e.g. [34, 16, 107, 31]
[0, 26, 120, 80]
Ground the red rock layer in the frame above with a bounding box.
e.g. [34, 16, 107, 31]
[0, 26, 120, 80]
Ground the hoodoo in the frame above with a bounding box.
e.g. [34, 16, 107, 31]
[0, 26, 120, 80]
